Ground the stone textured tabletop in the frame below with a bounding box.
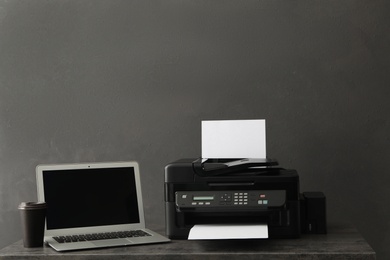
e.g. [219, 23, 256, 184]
[0, 223, 375, 260]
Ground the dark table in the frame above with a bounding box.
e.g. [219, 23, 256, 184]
[0, 223, 376, 260]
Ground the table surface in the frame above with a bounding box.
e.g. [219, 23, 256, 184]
[0, 223, 376, 260]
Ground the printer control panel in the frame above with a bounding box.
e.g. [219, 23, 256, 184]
[175, 190, 286, 211]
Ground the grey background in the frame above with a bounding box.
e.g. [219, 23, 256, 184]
[0, 0, 389, 258]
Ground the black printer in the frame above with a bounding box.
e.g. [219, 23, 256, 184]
[165, 158, 326, 239]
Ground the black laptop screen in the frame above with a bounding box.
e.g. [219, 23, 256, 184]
[43, 167, 140, 230]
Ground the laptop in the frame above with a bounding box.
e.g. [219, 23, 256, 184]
[36, 161, 170, 251]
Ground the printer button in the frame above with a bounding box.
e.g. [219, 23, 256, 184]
[221, 194, 232, 202]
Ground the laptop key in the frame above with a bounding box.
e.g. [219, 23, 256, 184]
[53, 236, 65, 243]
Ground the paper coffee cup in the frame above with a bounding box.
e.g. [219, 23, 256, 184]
[18, 202, 47, 248]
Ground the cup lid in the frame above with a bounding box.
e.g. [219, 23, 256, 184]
[18, 202, 47, 210]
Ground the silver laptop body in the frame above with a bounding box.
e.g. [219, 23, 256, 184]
[36, 161, 170, 251]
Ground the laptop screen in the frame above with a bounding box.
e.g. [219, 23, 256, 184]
[42, 167, 140, 230]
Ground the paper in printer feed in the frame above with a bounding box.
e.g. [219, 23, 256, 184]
[188, 224, 268, 240]
[201, 119, 266, 159]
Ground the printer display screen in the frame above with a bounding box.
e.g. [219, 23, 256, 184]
[193, 196, 214, 201]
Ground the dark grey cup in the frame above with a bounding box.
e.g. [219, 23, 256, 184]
[18, 202, 47, 248]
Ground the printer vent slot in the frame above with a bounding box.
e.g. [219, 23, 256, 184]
[208, 182, 255, 187]
[181, 212, 290, 227]
[184, 213, 267, 226]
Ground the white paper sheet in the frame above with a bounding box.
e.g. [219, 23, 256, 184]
[201, 119, 266, 159]
[188, 224, 268, 240]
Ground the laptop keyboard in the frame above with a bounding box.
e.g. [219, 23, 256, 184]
[53, 230, 151, 243]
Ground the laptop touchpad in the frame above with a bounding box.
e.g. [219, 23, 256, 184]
[92, 238, 132, 247]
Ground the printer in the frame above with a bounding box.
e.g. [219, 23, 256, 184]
[165, 158, 326, 239]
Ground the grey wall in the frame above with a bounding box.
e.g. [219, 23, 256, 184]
[1, 0, 389, 258]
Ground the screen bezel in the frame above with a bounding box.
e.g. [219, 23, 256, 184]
[36, 161, 145, 237]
